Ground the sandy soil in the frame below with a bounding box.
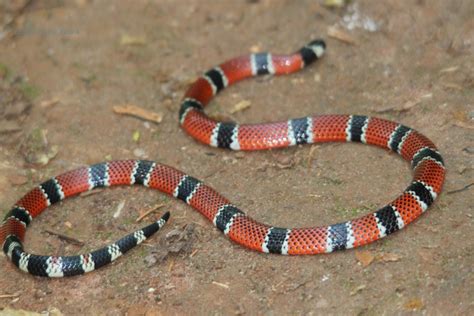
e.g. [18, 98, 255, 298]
[0, 0, 473, 315]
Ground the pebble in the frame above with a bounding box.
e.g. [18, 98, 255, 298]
[133, 148, 147, 158]
[315, 298, 329, 308]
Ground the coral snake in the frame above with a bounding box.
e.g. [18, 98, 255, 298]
[1, 39, 445, 277]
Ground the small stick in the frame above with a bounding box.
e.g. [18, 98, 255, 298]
[327, 26, 356, 45]
[113, 104, 163, 124]
[44, 230, 84, 246]
[307, 145, 318, 167]
[446, 183, 474, 195]
[0, 293, 20, 299]
[136, 203, 166, 222]
[212, 281, 229, 289]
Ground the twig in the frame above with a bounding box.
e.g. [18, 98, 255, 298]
[113, 104, 163, 124]
[44, 230, 84, 246]
[168, 259, 175, 272]
[136, 203, 166, 222]
[212, 281, 230, 289]
[327, 26, 356, 45]
[307, 145, 318, 167]
[446, 183, 474, 195]
[0, 292, 20, 299]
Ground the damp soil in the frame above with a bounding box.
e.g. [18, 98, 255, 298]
[0, 0, 473, 315]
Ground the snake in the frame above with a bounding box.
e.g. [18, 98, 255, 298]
[1, 39, 445, 277]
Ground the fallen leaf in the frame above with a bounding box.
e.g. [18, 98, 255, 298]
[418, 249, 434, 262]
[146, 224, 195, 266]
[404, 298, 424, 310]
[208, 112, 233, 122]
[327, 26, 356, 45]
[376, 252, 401, 262]
[439, 66, 459, 74]
[441, 82, 463, 90]
[250, 44, 262, 53]
[314, 73, 321, 83]
[323, 0, 347, 8]
[230, 100, 251, 114]
[400, 99, 421, 111]
[120, 34, 147, 46]
[8, 174, 28, 185]
[350, 284, 366, 296]
[39, 98, 60, 108]
[132, 130, 140, 142]
[453, 121, 474, 130]
[355, 250, 375, 267]
[113, 104, 163, 124]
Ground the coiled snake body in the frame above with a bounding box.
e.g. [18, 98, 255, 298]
[1, 40, 445, 277]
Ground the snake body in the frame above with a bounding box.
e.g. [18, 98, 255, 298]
[1, 40, 445, 277]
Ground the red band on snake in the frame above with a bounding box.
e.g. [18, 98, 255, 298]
[1, 40, 445, 277]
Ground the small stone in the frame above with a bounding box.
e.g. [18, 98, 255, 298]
[133, 148, 147, 158]
[8, 174, 28, 185]
[315, 298, 329, 308]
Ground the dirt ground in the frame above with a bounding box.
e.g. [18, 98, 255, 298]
[0, 0, 473, 315]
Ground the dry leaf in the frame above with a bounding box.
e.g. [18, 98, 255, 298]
[454, 121, 474, 130]
[39, 98, 60, 108]
[452, 110, 468, 122]
[327, 26, 356, 45]
[439, 66, 459, 74]
[8, 174, 28, 185]
[250, 44, 262, 53]
[404, 298, 424, 310]
[64, 221, 73, 229]
[376, 252, 401, 262]
[323, 0, 347, 8]
[230, 100, 251, 114]
[113, 105, 163, 124]
[120, 35, 147, 46]
[418, 249, 434, 262]
[400, 99, 421, 111]
[350, 284, 366, 296]
[132, 130, 140, 142]
[355, 250, 375, 267]
[441, 82, 463, 90]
